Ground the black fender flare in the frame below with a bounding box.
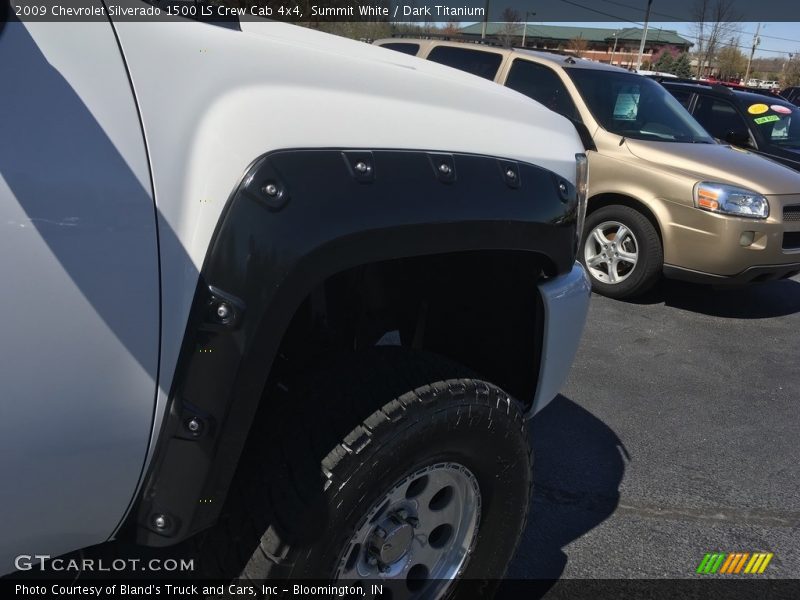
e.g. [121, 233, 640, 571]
[134, 148, 578, 545]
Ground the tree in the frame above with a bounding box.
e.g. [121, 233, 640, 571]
[568, 34, 589, 58]
[692, 0, 741, 79]
[785, 53, 800, 87]
[673, 53, 693, 77]
[498, 8, 522, 48]
[439, 19, 460, 38]
[653, 52, 675, 73]
[716, 39, 747, 81]
[651, 44, 680, 65]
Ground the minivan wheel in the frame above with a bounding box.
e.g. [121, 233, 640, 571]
[580, 205, 662, 299]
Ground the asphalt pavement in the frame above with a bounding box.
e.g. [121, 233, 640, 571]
[508, 274, 800, 581]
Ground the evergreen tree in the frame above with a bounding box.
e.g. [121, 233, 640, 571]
[673, 53, 692, 78]
[653, 52, 675, 73]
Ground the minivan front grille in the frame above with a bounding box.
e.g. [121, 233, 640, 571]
[784, 205, 800, 222]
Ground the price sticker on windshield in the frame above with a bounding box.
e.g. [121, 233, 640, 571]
[748, 103, 769, 115]
[770, 105, 792, 115]
[753, 114, 780, 125]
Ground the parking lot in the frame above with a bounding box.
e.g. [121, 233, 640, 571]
[508, 275, 800, 580]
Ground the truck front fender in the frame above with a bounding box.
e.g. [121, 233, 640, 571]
[134, 148, 579, 545]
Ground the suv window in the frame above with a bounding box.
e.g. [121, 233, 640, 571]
[427, 46, 503, 80]
[669, 89, 694, 110]
[693, 95, 750, 141]
[380, 43, 420, 56]
[782, 87, 800, 106]
[504, 59, 580, 120]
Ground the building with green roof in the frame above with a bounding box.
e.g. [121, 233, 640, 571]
[458, 23, 692, 68]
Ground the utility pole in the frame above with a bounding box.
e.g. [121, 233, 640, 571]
[521, 11, 536, 48]
[481, 0, 490, 39]
[782, 52, 794, 81]
[635, 0, 653, 71]
[610, 30, 619, 65]
[744, 23, 761, 85]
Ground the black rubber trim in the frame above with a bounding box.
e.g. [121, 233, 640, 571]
[134, 148, 578, 546]
[664, 262, 800, 285]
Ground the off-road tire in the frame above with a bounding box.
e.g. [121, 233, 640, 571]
[195, 347, 532, 597]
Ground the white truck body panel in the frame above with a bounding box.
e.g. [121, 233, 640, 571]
[0, 17, 159, 570]
[0, 13, 584, 573]
[111, 19, 585, 479]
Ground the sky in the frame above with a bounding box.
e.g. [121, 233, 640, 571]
[524, 22, 800, 59]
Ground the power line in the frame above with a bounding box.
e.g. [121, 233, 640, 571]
[558, 0, 796, 56]
[599, 0, 800, 42]
[597, 0, 687, 21]
[559, 0, 640, 23]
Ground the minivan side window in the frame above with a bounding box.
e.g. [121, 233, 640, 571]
[504, 59, 580, 121]
[426, 46, 503, 80]
[380, 43, 420, 56]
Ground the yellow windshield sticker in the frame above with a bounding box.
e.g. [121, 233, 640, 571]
[771, 104, 792, 115]
[754, 114, 780, 124]
[748, 103, 769, 115]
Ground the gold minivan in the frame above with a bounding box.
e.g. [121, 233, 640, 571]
[375, 39, 800, 298]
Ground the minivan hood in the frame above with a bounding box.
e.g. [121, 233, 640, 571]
[625, 139, 800, 195]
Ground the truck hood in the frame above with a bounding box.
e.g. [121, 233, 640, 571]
[111, 18, 586, 406]
[229, 21, 583, 181]
[624, 139, 800, 195]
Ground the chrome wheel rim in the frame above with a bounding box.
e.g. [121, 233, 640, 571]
[583, 220, 639, 284]
[334, 462, 481, 599]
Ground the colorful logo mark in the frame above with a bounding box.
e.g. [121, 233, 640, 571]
[696, 552, 773, 574]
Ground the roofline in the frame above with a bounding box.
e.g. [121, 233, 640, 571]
[378, 36, 639, 72]
[455, 23, 693, 47]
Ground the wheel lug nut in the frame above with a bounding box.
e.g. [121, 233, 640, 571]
[375, 527, 386, 539]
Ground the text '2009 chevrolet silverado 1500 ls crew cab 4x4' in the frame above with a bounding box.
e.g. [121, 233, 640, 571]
[0, 3, 590, 595]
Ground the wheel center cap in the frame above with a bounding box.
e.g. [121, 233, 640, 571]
[371, 523, 414, 565]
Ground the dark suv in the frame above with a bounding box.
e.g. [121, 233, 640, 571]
[661, 81, 800, 172]
[782, 86, 800, 107]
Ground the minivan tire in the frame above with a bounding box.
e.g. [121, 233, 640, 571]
[580, 204, 662, 299]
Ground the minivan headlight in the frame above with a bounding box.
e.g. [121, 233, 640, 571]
[693, 182, 769, 219]
[575, 153, 588, 253]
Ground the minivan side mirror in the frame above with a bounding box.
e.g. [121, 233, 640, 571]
[725, 130, 751, 147]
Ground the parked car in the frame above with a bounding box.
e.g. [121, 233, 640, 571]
[1, 11, 592, 593]
[375, 39, 800, 297]
[661, 80, 800, 172]
[782, 86, 800, 107]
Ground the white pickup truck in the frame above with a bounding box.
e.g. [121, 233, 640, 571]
[0, 2, 590, 594]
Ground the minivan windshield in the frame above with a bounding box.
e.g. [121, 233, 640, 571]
[567, 69, 714, 144]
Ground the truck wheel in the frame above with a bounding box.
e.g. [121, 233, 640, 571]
[580, 204, 662, 299]
[201, 348, 532, 596]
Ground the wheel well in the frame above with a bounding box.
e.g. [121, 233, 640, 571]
[588, 193, 663, 243]
[268, 250, 547, 408]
